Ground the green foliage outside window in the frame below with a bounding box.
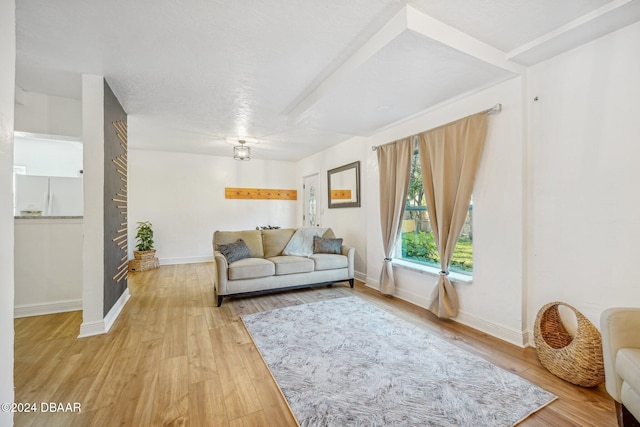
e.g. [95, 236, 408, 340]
[401, 231, 473, 273]
[402, 231, 438, 261]
[400, 146, 473, 274]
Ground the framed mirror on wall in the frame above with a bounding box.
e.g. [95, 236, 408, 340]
[327, 161, 360, 208]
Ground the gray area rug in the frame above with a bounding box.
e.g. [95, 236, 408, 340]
[241, 297, 556, 427]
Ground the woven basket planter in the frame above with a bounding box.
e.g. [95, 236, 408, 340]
[533, 302, 605, 387]
[133, 249, 156, 260]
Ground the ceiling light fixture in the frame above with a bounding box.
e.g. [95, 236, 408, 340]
[233, 140, 250, 161]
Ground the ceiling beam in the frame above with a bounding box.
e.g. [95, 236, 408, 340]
[286, 7, 408, 122]
[506, 0, 638, 65]
[404, 5, 524, 75]
[287, 5, 524, 123]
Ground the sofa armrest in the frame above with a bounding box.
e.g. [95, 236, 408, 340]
[341, 245, 355, 279]
[601, 307, 640, 401]
[213, 251, 229, 296]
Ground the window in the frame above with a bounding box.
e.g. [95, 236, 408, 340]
[396, 145, 473, 275]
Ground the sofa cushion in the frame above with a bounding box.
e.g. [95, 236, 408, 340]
[617, 348, 640, 393]
[268, 256, 315, 275]
[313, 236, 343, 254]
[322, 229, 336, 239]
[214, 230, 264, 258]
[228, 258, 275, 280]
[218, 239, 250, 264]
[310, 253, 348, 271]
[262, 228, 296, 258]
[621, 382, 640, 422]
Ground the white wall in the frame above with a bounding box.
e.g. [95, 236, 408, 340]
[14, 86, 82, 137]
[128, 149, 298, 264]
[296, 138, 367, 279]
[360, 78, 527, 345]
[0, 0, 15, 423]
[14, 135, 83, 177]
[14, 218, 83, 317]
[526, 21, 640, 330]
[80, 74, 105, 337]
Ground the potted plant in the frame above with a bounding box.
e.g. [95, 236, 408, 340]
[133, 221, 156, 260]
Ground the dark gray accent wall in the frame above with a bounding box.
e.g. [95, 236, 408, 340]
[103, 80, 128, 316]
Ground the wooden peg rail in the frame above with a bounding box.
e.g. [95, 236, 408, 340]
[111, 120, 129, 282]
[330, 189, 352, 199]
[225, 187, 297, 200]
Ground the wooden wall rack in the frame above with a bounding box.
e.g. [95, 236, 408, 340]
[225, 187, 297, 200]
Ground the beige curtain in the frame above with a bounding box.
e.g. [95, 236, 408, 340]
[377, 138, 413, 295]
[417, 112, 487, 318]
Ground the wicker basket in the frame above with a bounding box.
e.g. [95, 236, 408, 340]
[533, 301, 605, 387]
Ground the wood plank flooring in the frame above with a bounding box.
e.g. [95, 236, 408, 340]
[14, 263, 616, 426]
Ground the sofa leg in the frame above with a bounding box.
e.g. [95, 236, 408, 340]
[349, 278, 354, 288]
[616, 401, 640, 427]
[217, 295, 224, 307]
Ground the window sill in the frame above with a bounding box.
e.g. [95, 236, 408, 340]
[391, 259, 473, 285]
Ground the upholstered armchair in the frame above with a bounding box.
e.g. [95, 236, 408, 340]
[601, 308, 640, 427]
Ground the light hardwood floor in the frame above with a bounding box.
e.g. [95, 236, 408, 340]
[14, 263, 616, 426]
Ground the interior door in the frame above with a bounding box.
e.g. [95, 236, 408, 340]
[303, 174, 320, 227]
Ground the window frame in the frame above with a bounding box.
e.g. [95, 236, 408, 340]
[394, 144, 474, 277]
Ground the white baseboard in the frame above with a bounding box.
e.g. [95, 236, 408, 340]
[159, 256, 212, 265]
[104, 287, 130, 333]
[394, 286, 431, 309]
[454, 310, 527, 348]
[523, 329, 534, 347]
[355, 270, 366, 283]
[14, 299, 83, 318]
[364, 276, 380, 291]
[78, 288, 130, 338]
[367, 283, 528, 348]
[78, 320, 106, 338]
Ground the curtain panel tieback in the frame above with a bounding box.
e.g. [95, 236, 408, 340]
[418, 111, 488, 318]
[376, 137, 413, 296]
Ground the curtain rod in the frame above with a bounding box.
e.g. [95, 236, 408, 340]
[371, 103, 502, 151]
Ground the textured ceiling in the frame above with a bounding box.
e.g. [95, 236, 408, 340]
[410, 0, 613, 52]
[295, 29, 516, 135]
[15, 0, 640, 161]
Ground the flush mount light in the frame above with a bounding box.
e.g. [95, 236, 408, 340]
[233, 140, 250, 161]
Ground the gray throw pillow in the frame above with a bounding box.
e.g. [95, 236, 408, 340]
[313, 236, 343, 254]
[218, 239, 250, 263]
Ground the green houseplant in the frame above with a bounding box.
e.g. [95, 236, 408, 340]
[133, 221, 155, 260]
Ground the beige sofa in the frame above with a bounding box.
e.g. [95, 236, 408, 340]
[601, 307, 640, 426]
[212, 227, 354, 306]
